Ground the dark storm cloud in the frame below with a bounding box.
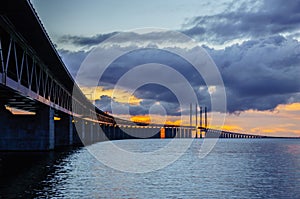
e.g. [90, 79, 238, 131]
[206, 35, 300, 112]
[183, 0, 300, 44]
[59, 34, 300, 114]
[58, 33, 300, 114]
[95, 94, 182, 116]
[99, 48, 205, 89]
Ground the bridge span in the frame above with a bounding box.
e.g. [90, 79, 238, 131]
[0, 1, 275, 151]
[0, 0, 117, 150]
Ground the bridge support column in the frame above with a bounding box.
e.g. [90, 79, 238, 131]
[99, 124, 103, 141]
[112, 125, 116, 140]
[90, 123, 94, 144]
[121, 126, 126, 139]
[173, 128, 176, 138]
[71, 118, 83, 146]
[165, 128, 172, 138]
[178, 128, 184, 138]
[81, 120, 86, 141]
[69, 116, 73, 145]
[185, 129, 187, 138]
[95, 124, 100, 142]
[54, 113, 73, 147]
[179, 128, 182, 138]
[99, 124, 104, 141]
[73, 119, 86, 145]
[186, 129, 189, 138]
[114, 126, 119, 140]
[0, 104, 55, 150]
[102, 124, 111, 140]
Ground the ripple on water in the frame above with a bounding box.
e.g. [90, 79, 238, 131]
[0, 139, 299, 198]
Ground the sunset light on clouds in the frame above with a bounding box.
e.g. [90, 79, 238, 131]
[81, 86, 142, 106]
[113, 102, 300, 137]
[31, 0, 300, 137]
[82, 84, 300, 137]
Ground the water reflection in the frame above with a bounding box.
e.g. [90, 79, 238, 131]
[0, 148, 78, 198]
[0, 139, 299, 198]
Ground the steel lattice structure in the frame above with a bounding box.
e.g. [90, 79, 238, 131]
[0, 10, 114, 124]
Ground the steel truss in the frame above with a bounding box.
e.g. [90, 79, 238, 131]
[0, 19, 113, 124]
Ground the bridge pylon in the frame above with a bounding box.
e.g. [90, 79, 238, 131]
[191, 104, 208, 139]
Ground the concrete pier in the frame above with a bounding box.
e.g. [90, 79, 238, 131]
[0, 104, 55, 150]
[54, 112, 73, 147]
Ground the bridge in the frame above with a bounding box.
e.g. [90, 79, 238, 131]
[0, 1, 271, 151]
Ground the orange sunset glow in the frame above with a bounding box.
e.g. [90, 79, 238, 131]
[81, 86, 142, 105]
[130, 115, 182, 126]
[92, 86, 300, 137]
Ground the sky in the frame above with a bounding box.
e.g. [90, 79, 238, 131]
[31, 0, 300, 137]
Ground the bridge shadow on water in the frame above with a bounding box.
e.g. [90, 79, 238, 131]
[0, 147, 80, 198]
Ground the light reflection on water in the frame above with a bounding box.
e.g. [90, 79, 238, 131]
[1, 139, 299, 198]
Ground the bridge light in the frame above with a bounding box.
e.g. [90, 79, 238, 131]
[54, 116, 61, 121]
[5, 105, 36, 115]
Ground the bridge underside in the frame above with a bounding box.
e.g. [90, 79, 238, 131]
[0, 85, 164, 150]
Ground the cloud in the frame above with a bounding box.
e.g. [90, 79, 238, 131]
[98, 48, 206, 87]
[58, 32, 118, 47]
[206, 35, 300, 112]
[56, 30, 200, 52]
[58, 31, 300, 115]
[81, 46, 214, 114]
[95, 94, 182, 117]
[182, 0, 300, 44]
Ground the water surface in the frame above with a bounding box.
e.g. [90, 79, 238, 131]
[1, 139, 299, 198]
